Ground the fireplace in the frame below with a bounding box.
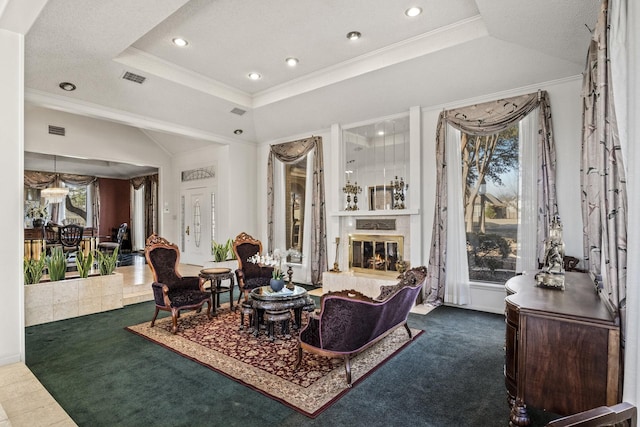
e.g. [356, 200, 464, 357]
[349, 234, 404, 276]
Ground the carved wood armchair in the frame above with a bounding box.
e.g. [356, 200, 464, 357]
[232, 232, 273, 303]
[145, 234, 212, 334]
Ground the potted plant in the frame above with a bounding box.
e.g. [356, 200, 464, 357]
[26, 204, 48, 228]
[24, 257, 46, 284]
[45, 247, 66, 281]
[76, 250, 93, 278]
[205, 238, 237, 271]
[95, 247, 119, 275]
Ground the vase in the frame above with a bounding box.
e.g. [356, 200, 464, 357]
[32, 218, 44, 228]
[269, 278, 285, 292]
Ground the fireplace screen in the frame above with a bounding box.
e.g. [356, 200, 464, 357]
[349, 234, 404, 275]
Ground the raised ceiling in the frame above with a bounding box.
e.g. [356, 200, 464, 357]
[24, 0, 600, 149]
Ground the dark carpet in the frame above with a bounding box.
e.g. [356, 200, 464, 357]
[25, 299, 558, 426]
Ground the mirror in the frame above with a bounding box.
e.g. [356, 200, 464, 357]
[342, 114, 410, 211]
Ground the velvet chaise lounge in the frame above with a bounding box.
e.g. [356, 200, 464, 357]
[295, 266, 427, 386]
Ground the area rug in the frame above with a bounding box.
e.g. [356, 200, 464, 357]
[126, 306, 422, 418]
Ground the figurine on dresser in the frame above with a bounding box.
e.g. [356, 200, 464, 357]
[535, 215, 566, 290]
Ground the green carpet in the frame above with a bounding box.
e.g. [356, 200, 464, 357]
[25, 299, 557, 426]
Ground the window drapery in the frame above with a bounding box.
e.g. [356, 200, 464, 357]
[130, 174, 158, 241]
[580, 0, 627, 342]
[426, 91, 558, 306]
[267, 136, 327, 286]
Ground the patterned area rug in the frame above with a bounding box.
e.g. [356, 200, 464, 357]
[126, 306, 422, 418]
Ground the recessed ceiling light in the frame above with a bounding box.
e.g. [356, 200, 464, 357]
[377, 131, 385, 136]
[59, 82, 76, 91]
[234, 129, 243, 135]
[346, 31, 361, 41]
[248, 72, 262, 80]
[172, 37, 189, 47]
[405, 7, 422, 17]
[285, 57, 299, 67]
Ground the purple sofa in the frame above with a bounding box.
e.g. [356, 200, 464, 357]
[295, 266, 427, 386]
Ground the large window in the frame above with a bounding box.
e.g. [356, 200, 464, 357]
[462, 126, 519, 283]
[285, 158, 306, 263]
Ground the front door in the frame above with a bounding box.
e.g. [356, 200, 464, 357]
[181, 187, 211, 265]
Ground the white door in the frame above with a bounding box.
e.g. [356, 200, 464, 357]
[181, 188, 211, 265]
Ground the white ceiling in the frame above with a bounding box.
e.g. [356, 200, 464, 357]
[24, 152, 158, 179]
[23, 0, 600, 158]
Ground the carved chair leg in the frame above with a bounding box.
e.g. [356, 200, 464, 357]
[294, 345, 303, 370]
[344, 356, 352, 387]
[404, 322, 413, 339]
[170, 308, 179, 334]
[205, 299, 213, 320]
[150, 306, 160, 328]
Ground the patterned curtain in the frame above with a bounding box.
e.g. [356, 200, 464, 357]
[267, 136, 327, 286]
[426, 92, 558, 305]
[580, 0, 627, 335]
[131, 174, 159, 240]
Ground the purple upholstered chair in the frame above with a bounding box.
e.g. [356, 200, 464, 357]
[296, 266, 427, 386]
[145, 234, 212, 334]
[232, 232, 274, 304]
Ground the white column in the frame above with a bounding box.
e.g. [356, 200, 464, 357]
[0, 28, 25, 365]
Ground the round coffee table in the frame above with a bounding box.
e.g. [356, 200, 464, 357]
[249, 285, 315, 339]
[199, 268, 235, 313]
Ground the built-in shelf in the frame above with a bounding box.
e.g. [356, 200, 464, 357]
[331, 209, 419, 217]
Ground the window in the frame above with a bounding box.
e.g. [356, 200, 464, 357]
[285, 158, 306, 263]
[63, 183, 89, 226]
[462, 125, 519, 283]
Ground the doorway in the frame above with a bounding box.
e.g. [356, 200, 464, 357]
[181, 187, 213, 265]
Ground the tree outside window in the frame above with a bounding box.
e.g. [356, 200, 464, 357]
[462, 125, 519, 282]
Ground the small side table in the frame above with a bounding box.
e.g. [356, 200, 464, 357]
[199, 268, 235, 313]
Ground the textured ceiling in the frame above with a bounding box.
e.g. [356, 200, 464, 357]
[21, 0, 600, 154]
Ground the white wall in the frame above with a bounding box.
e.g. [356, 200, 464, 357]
[0, 28, 25, 364]
[172, 141, 258, 248]
[24, 106, 176, 239]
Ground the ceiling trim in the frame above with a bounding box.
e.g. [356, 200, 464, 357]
[253, 15, 488, 108]
[109, 15, 488, 111]
[114, 47, 254, 108]
[25, 88, 246, 146]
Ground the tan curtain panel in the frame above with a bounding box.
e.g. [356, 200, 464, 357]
[130, 174, 159, 240]
[267, 136, 327, 286]
[580, 0, 627, 338]
[426, 91, 558, 305]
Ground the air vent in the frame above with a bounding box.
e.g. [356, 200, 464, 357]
[48, 125, 65, 136]
[230, 107, 246, 116]
[122, 71, 146, 84]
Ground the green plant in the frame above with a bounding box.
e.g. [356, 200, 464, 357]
[24, 257, 46, 284]
[46, 247, 67, 281]
[95, 248, 119, 275]
[76, 250, 93, 278]
[212, 238, 234, 262]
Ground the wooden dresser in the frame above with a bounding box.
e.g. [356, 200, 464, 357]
[505, 272, 620, 426]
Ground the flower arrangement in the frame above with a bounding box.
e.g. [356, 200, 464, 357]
[248, 248, 301, 281]
[26, 204, 48, 219]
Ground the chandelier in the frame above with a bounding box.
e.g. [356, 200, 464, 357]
[41, 156, 69, 204]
